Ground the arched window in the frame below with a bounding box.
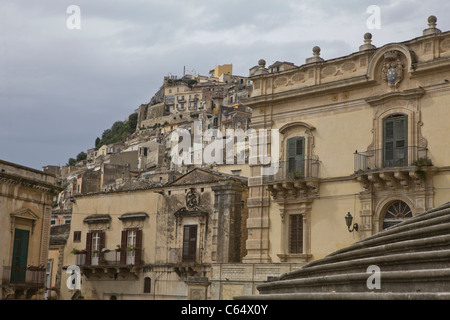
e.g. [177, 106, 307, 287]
[144, 277, 151, 293]
[382, 200, 412, 229]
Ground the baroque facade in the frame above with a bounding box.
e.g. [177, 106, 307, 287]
[0, 160, 60, 299]
[60, 169, 254, 300]
[243, 16, 450, 264]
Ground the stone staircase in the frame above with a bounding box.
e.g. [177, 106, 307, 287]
[237, 202, 450, 300]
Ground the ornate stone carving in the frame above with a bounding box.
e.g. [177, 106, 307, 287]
[381, 50, 404, 88]
[186, 188, 199, 209]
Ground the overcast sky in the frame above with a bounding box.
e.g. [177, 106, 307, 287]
[1, 0, 449, 170]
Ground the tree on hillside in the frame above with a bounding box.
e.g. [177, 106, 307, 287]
[94, 112, 138, 149]
[128, 113, 138, 134]
[95, 137, 101, 149]
[76, 151, 87, 162]
[67, 158, 77, 166]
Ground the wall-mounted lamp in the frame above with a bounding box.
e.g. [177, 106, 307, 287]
[345, 212, 358, 232]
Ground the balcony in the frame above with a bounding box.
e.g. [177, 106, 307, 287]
[353, 146, 435, 190]
[1, 266, 45, 288]
[264, 159, 320, 199]
[75, 249, 144, 279]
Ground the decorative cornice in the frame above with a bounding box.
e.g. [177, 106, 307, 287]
[0, 172, 61, 194]
[279, 122, 315, 134]
[365, 87, 426, 106]
[83, 214, 111, 224]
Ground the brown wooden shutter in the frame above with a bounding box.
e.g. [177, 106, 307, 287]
[182, 225, 197, 262]
[134, 229, 143, 265]
[73, 231, 81, 242]
[120, 230, 127, 265]
[85, 232, 92, 265]
[99, 231, 105, 263]
[144, 277, 151, 293]
[289, 215, 303, 254]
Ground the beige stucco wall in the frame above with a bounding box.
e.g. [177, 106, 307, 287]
[64, 191, 158, 268]
[0, 160, 58, 299]
[244, 29, 450, 266]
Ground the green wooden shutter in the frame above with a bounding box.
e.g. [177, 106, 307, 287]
[11, 229, 29, 283]
[287, 137, 305, 177]
[394, 116, 407, 165]
[383, 115, 407, 167]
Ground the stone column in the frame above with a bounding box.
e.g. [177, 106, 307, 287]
[212, 182, 245, 263]
[242, 165, 271, 263]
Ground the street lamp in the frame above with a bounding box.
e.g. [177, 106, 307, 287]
[345, 212, 358, 232]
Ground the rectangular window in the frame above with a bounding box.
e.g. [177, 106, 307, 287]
[73, 231, 81, 242]
[120, 229, 142, 265]
[85, 231, 104, 266]
[182, 225, 197, 262]
[144, 277, 151, 293]
[289, 215, 303, 254]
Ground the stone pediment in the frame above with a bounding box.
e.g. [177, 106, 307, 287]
[174, 206, 209, 218]
[10, 208, 40, 233]
[169, 168, 246, 187]
[10, 208, 40, 221]
[173, 206, 209, 227]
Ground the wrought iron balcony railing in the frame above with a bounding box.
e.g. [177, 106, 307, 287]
[1, 266, 45, 287]
[74, 248, 144, 267]
[262, 159, 320, 184]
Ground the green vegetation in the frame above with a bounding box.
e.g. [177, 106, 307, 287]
[94, 113, 138, 149]
[66, 151, 87, 166]
[66, 112, 138, 166]
[411, 157, 433, 167]
[412, 157, 433, 180]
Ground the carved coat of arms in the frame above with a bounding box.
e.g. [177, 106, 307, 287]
[185, 188, 199, 209]
[381, 50, 404, 88]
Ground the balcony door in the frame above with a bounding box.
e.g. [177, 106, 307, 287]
[120, 229, 142, 265]
[182, 225, 197, 262]
[287, 137, 305, 178]
[383, 114, 408, 167]
[126, 230, 136, 265]
[11, 229, 29, 283]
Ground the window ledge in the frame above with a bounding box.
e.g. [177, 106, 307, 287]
[277, 253, 312, 263]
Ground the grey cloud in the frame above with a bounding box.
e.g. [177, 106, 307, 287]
[1, 1, 449, 169]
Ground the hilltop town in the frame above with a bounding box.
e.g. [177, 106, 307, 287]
[47, 63, 254, 216]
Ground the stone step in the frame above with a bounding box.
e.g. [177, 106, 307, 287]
[238, 203, 450, 300]
[299, 213, 450, 271]
[281, 234, 450, 280]
[330, 214, 450, 258]
[281, 248, 450, 280]
[235, 292, 450, 300]
[256, 268, 450, 295]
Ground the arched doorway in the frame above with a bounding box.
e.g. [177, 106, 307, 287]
[382, 200, 413, 229]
